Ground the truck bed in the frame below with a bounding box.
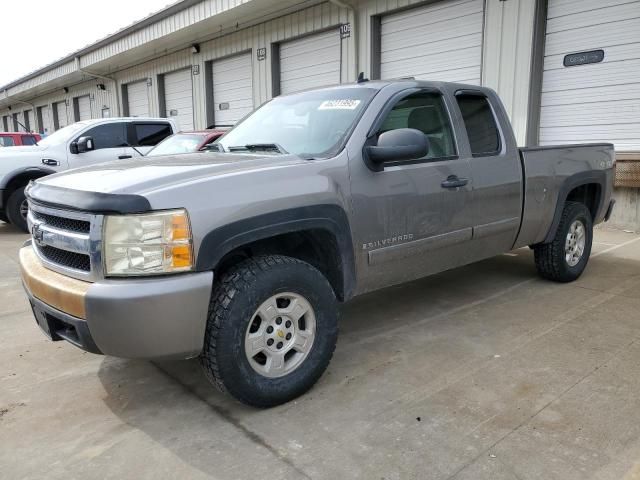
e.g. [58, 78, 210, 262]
[514, 143, 615, 249]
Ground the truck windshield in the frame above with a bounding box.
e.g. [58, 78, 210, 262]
[217, 87, 376, 158]
[38, 123, 89, 147]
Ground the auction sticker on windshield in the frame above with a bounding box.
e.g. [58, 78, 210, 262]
[318, 100, 361, 110]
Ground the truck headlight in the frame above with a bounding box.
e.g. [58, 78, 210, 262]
[103, 209, 193, 276]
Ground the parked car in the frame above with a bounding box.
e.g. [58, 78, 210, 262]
[146, 129, 226, 157]
[0, 132, 42, 147]
[0, 117, 177, 230]
[20, 79, 615, 408]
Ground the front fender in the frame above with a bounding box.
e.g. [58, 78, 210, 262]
[195, 204, 356, 300]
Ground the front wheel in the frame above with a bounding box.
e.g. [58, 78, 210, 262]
[201, 255, 338, 408]
[6, 186, 29, 232]
[534, 201, 593, 282]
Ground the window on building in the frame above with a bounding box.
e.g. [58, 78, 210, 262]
[378, 91, 456, 159]
[134, 123, 172, 146]
[455, 94, 501, 156]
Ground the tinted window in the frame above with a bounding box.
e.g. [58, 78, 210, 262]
[0, 136, 15, 147]
[78, 123, 127, 149]
[379, 91, 455, 159]
[22, 136, 37, 146]
[134, 123, 172, 146]
[456, 94, 501, 156]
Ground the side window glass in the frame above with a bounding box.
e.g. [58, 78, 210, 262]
[379, 91, 455, 159]
[135, 123, 172, 146]
[455, 94, 501, 156]
[0, 137, 15, 146]
[22, 136, 37, 146]
[78, 123, 127, 150]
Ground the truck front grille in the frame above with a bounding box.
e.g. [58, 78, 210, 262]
[39, 245, 91, 272]
[27, 203, 102, 281]
[31, 211, 90, 234]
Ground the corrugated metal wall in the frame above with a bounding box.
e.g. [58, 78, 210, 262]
[0, 0, 537, 142]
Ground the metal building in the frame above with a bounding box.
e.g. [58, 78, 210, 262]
[0, 0, 638, 227]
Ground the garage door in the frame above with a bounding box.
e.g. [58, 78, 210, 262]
[55, 101, 68, 129]
[23, 110, 31, 131]
[127, 80, 150, 117]
[539, 0, 640, 150]
[279, 29, 342, 95]
[380, 0, 484, 84]
[164, 69, 194, 131]
[76, 95, 91, 121]
[211, 53, 253, 126]
[38, 106, 53, 134]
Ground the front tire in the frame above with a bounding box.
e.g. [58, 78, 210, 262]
[534, 201, 593, 282]
[201, 255, 338, 408]
[6, 186, 29, 232]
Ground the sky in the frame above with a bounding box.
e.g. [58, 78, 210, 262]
[0, 0, 173, 86]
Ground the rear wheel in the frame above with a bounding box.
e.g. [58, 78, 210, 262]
[6, 186, 29, 232]
[534, 201, 593, 282]
[201, 255, 338, 408]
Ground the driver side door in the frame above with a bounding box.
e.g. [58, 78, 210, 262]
[67, 122, 127, 169]
[349, 89, 474, 294]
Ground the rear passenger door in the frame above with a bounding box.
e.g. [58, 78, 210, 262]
[124, 122, 173, 157]
[454, 91, 522, 258]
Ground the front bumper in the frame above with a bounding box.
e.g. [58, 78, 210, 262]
[20, 245, 213, 359]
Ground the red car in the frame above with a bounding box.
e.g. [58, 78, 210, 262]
[0, 132, 42, 147]
[146, 129, 226, 157]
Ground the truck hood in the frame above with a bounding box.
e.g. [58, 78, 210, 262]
[38, 152, 309, 195]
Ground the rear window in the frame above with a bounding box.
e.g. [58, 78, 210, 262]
[134, 123, 172, 146]
[455, 94, 501, 156]
[0, 136, 15, 147]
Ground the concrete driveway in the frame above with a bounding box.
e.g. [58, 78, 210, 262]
[1, 221, 640, 480]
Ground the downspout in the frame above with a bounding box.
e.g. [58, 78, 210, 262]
[329, 0, 359, 82]
[74, 57, 121, 116]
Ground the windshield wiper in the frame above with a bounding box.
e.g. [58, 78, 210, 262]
[228, 143, 288, 154]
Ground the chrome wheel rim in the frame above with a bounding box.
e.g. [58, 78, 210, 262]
[244, 292, 316, 378]
[565, 220, 586, 267]
[20, 199, 29, 221]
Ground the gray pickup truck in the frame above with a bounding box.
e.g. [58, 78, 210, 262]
[19, 79, 615, 407]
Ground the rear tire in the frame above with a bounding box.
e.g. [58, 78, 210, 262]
[534, 201, 593, 282]
[200, 255, 338, 408]
[6, 186, 29, 232]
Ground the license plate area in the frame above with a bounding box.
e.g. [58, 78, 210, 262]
[30, 302, 54, 340]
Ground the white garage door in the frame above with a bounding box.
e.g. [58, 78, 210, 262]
[279, 29, 342, 95]
[127, 80, 150, 117]
[212, 53, 253, 126]
[380, 0, 484, 84]
[77, 95, 91, 121]
[14, 112, 24, 131]
[164, 69, 194, 131]
[55, 101, 68, 129]
[540, 0, 640, 150]
[39, 106, 53, 134]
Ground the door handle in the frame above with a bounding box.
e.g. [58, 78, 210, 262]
[118, 155, 133, 160]
[41, 158, 60, 166]
[441, 175, 468, 189]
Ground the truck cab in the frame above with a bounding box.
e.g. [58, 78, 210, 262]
[0, 117, 177, 230]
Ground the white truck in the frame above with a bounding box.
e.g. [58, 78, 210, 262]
[0, 117, 177, 231]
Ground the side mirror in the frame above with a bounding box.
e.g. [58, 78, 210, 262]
[76, 136, 95, 154]
[365, 128, 429, 171]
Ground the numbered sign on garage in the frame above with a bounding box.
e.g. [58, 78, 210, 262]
[163, 68, 194, 131]
[211, 53, 254, 126]
[279, 29, 342, 95]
